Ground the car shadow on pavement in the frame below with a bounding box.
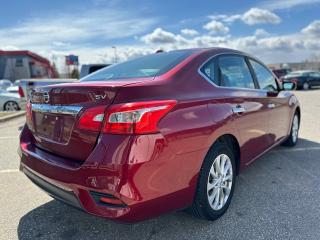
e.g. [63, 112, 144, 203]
[17, 138, 320, 240]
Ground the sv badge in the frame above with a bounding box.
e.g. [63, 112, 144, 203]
[95, 94, 107, 100]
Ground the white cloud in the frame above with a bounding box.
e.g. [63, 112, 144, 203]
[209, 8, 281, 26]
[136, 18, 320, 64]
[141, 28, 183, 44]
[255, 28, 271, 37]
[209, 14, 241, 23]
[2, 5, 320, 68]
[203, 20, 229, 34]
[0, 8, 157, 73]
[302, 20, 320, 36]
[241, 8, 281, 25]
[190, 36, 229, 48]
[180, 28, 199, 36]
[224, 15, 242, 23]
[0, 9, 156, 53]
[261, 0, 320, 10]
[52, 41, 70, 47]
[0, 45, 20, 51]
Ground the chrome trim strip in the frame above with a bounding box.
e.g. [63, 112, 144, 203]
[31, 104, 83, 116]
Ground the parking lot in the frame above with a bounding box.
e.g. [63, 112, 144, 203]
[0, 89, 319, 240]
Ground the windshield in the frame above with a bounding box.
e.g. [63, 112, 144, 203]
[81, 51, 193, 82]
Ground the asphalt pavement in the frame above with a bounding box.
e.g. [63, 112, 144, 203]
[0, 89, 320, 240]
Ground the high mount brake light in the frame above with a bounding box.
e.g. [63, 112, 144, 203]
[77, 100, 177, 134]
[103, 100, 177, 134]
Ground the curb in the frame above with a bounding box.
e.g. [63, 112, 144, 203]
[0, 111, 25, 123]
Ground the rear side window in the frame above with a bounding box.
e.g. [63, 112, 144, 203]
[249, 59, 277, 91]
[81, 51, 193, 81]
[200, 59, 218, 85]
[218, 56, 255, 89]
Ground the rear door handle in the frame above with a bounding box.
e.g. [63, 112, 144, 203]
[267, 103, 275, 109]
[232, 105, 245, 114]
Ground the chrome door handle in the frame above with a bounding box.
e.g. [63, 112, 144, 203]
[267, 103, 275, 109]
[232, 105, 245, 114]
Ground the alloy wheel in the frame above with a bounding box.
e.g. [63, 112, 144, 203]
[207, 154, 233, 211]
[4, 101, 19, 111]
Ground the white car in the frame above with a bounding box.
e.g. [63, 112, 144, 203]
[0, 89, 21, 111]
[0, 79, 12, 90]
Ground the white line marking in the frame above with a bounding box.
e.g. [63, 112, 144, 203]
[0, 169, 19, 174]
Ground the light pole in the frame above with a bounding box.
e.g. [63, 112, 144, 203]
[112, 46, 118, 63]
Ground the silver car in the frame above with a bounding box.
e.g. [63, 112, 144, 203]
[0, 89, 21, 111]
[0, 79, 12, 90]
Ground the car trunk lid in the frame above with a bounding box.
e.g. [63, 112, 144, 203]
[28, 80, 141, 161]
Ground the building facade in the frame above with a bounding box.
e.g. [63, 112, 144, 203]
[0, 50, 56, 81]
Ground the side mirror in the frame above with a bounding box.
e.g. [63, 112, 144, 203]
[282, 82, 296, 91]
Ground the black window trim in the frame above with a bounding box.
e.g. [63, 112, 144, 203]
[198, 52, 280, 92]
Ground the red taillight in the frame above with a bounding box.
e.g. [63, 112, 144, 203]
[77, 106, 105, 132]
[103, 100, 177, 134]
[18, 86, 25, 98]
[76, 100, 177, 134]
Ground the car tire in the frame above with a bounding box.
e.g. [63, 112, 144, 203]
[189, 141, 236, 221]
[282, 113, 299, 147]
[303, 82, 310, 90]
[4, 101, 19, 111]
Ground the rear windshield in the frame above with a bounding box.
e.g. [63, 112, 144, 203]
[81, 51, 193, 81]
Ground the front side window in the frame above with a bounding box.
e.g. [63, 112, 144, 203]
[249, 59, 278, 91]
[218, 56, 255, 89]
[81, 51, 193, 82]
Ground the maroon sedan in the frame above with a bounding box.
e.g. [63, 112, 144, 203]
[19, 48, 300, 222]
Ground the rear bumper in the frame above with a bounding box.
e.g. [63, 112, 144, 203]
[22, 166, 83, 210]
[19, 124, 201, 222]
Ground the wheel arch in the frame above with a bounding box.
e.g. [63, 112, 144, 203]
[209, 134, 241, 175]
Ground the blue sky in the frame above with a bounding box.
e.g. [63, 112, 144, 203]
[1, 0, 320, 66]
